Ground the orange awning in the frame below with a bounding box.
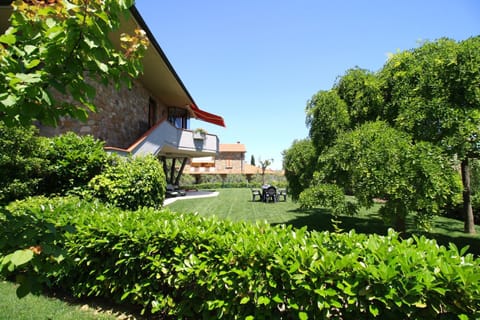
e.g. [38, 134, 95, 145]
[190, 104, 226, 127]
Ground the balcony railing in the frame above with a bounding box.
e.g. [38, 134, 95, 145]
[105, 120, 219, 158]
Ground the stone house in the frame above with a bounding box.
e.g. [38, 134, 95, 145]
[0, 2, 225, 184]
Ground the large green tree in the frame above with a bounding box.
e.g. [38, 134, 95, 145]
[380, 36, 480, 233]
[0, 0, 148, 127]
[319, 121, 462, 233]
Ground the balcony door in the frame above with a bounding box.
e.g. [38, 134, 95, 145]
[168, 107, 190, 129]
[148, 98, 158, 129]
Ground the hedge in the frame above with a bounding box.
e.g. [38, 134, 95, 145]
[1, 196, 479, 319]
[87, 155, 166, 210]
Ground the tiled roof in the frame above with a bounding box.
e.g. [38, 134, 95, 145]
[219, 143, 246, 153]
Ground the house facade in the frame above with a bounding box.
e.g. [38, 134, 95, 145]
[0, 2, 225, 184]
[187, 142, 260, 183]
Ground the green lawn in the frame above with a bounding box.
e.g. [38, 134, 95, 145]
[0, 281, 122, 320]
[168, 188, 480, 255]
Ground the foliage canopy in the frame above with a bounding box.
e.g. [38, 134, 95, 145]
[0, 0, 148, 126]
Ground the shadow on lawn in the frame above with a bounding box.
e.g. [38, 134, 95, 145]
[275, 207, 389, 236]
[275, 207, 480, 257]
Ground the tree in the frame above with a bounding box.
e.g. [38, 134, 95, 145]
[0, 0, 149, 127]
[319, 121, 462, 233]
[380, 36, 480, 233]
[250, 154, 256, 166]
[305, 90, 350, 154]
[334, 67, 384, 125]
[282, 139, 317, 201]
[259, 158, 273, 185]
[0, 0, 149, 298]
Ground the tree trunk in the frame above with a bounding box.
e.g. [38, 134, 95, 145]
[461, 158, 476, 234]
[395, 215, 406, 238]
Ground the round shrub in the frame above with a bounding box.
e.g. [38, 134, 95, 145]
[0, 122, 48, 204]
[41, 132, 110, 195]
[88, 155, 166, 210]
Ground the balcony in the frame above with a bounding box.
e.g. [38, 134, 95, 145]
[105, 120, 219, 158]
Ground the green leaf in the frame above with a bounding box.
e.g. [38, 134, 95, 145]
[240, 296, 250, 304]
[120, 291, 131, 301]
[40, 88, 52, 106]
[299, 311, 308, 320]
[258, 296, 270, 305]
[10, 249, 34, 267]
[369, 304, 379, 317]
[24, 45, 37, 55]
[25, 59, 41, 70]
[14, 73, 42, 84]
[95, 60, 109, 73]
[83, 37, 98, 49]
[0, 33, 16, 45]
[45, 25, 63, 40]
[1, 94, 18, 107]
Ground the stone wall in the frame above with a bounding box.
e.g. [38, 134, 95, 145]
[215, 152, 245, 172]
[38, 78, 168, 149]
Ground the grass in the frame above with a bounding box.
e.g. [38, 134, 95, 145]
[168, 188, 480, 255]
[0, 281, 121, 320]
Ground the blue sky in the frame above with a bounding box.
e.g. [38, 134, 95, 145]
[135, 1, 479, 170]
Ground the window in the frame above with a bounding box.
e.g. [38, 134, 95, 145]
[168, 107, 190, 129]
[225, 159, 232, 169]
[148, 98, 158, 128]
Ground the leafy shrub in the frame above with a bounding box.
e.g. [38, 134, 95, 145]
[0, 123, 48, 205]
[298, 182, 357, 214]
[41, 132, 110, 195]
[2, 196, 480, 319]
[0, 127, 111, 204]
[0, 196, 80, 296]
[88, 155, 166, 210]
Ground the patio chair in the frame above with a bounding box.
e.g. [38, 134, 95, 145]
[251, 188, 262, 201]
[265, 186, 277, 203]
[166, 184, 179, 198]
[277, 188, 287, 201]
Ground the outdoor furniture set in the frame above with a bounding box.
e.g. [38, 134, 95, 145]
[251, 185, 287, 202]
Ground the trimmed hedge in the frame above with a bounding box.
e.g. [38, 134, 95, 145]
[1, 196, 480, 319]
[183, 181, 288, 190]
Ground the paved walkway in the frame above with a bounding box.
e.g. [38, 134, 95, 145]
[163, 190, 219, 206]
